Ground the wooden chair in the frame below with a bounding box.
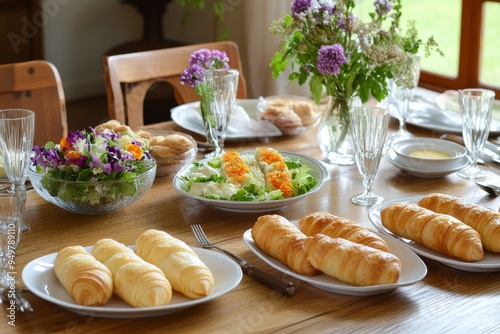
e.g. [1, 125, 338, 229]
[0, 60, 68, 146]
[103, 41, 247, 129]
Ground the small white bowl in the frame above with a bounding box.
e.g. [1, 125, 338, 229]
[392, 138, 467, 171]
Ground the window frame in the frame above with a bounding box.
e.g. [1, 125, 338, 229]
[419, 0, 500, 98]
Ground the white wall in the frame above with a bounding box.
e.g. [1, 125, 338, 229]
[41, 0, 237, 101]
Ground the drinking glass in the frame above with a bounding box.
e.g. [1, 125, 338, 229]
[350, 106, 390, 206]
[385, 53, 421, 147]
[0, 109, 35, 232]
[457, 88, 495, 180]
[202, 69, 239, 157]
[0, 183, 32, 312]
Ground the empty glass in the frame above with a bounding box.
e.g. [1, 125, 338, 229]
[201, 69, 239, 157]
[385, 53, 421, 148]
[0, 109, 35, 185]
[457, 88, 495, 180]
[0, 109, 35, 232]
[0, 183, 32, 312]
[350, 106, 390, 206]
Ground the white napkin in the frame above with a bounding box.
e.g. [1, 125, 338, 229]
[191, 104, 281, 137]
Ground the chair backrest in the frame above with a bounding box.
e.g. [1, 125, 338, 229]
[0, 60, 68, 146]
[103, 41, 247, 129]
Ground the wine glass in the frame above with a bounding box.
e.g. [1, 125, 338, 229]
[350, 106, 390, 206]
[0, 109, 35, 232]
[457, 88, 495, 180]
[386, 53, 421, 148]
[201, 69, 239, 157]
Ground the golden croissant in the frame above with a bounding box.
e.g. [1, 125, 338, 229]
[135, 229, 214, 299]
[252, 214, 320, 276]
[304, 234, 402, 286]
[381, 203, 484, 262]
[299, 211, 389, 252]
[54, 245, 113, 306]
[91, 238, 172, 308]
[418, 193, 500, 253]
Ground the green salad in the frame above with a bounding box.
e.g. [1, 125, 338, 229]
[180, 148, 319, 201]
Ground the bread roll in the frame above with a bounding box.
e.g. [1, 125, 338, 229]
[92, 238, 172, 308]
[135, 229, 214, 299]
[252, 214, 320, 276]
[381, 203, 484, 261]
[54, 246, 113, 306]
[304, 234, 401, 286]
[419, 193, 500, 252]
[299, 212, 389, 252]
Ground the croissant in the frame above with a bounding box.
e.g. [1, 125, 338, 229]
[304, 234, 402, 286]
[381, 203, 484, 261]
[135, 229, 214, 299]
[299, 211, 389, 252]
[252, 214, 320, 276]
[418, 193, 500, 252]
[91, 238, 172, 308]
[54, 246, 113, 306]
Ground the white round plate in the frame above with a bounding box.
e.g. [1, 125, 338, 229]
[242, 229, 427, 296]
[386, 149, 468, 178]
[170, 99, 282, 141]
[369, 196, 500, 272]
[173, 150, 330, 213]
[22, 247, 242, 318]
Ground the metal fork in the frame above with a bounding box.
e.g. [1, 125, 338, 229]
[190, 224, 296, 296]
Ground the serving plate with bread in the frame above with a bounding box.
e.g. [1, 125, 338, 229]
[170, 99, 282, 141]
[369, 195, 500, 272]
[22, 242, 242, 318]
[243, 213, 427, 296]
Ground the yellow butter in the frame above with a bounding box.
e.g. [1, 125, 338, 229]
[409, 150, 450, 159]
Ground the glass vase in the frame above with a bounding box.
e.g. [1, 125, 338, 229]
[317, 95, 360, 165]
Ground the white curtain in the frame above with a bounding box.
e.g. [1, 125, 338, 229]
[242, 0, 310, 98]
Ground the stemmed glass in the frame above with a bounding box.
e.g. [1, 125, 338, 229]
[456, 88, 495, 180]
[385, 53, 421, 148]
[0, 109, 34, 312]
[350, 106, 390, 206]
[201, 69, 239, 157]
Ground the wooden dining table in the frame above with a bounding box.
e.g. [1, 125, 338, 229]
[2, 113, 500, 333]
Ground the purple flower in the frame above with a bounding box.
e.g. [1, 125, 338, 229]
[316, 44, 348, 75]
[181, 64, 205, 87]
[181, 49, 230, 88]
[337, 13, 353, 31]
[292, 0, 311, 15]
[374, 0, 393, 16]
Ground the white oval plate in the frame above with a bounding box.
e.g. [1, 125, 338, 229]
[369, 196, 500, 272]
[170, 99, 282, 141]
[242, 229, 427, 296]
[386, 149, 468, 178]
[22, 247, 242, 318]
[173, 150, 330, 213]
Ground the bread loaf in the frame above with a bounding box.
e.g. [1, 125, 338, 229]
[419, 193, 500, 252]
[252, 214, 320, 276]
[304, 234, 401, 286]
[54, 246, 113, 306]
[380, 203, 484, 261]
[135, 229, 214, 299]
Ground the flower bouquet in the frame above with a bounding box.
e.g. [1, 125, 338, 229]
[269, 0, 441, 164]
[29, 125, 156, 213]
[181, 48, 239, 156]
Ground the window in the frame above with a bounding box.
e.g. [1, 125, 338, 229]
[355, 0, 500, 98]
